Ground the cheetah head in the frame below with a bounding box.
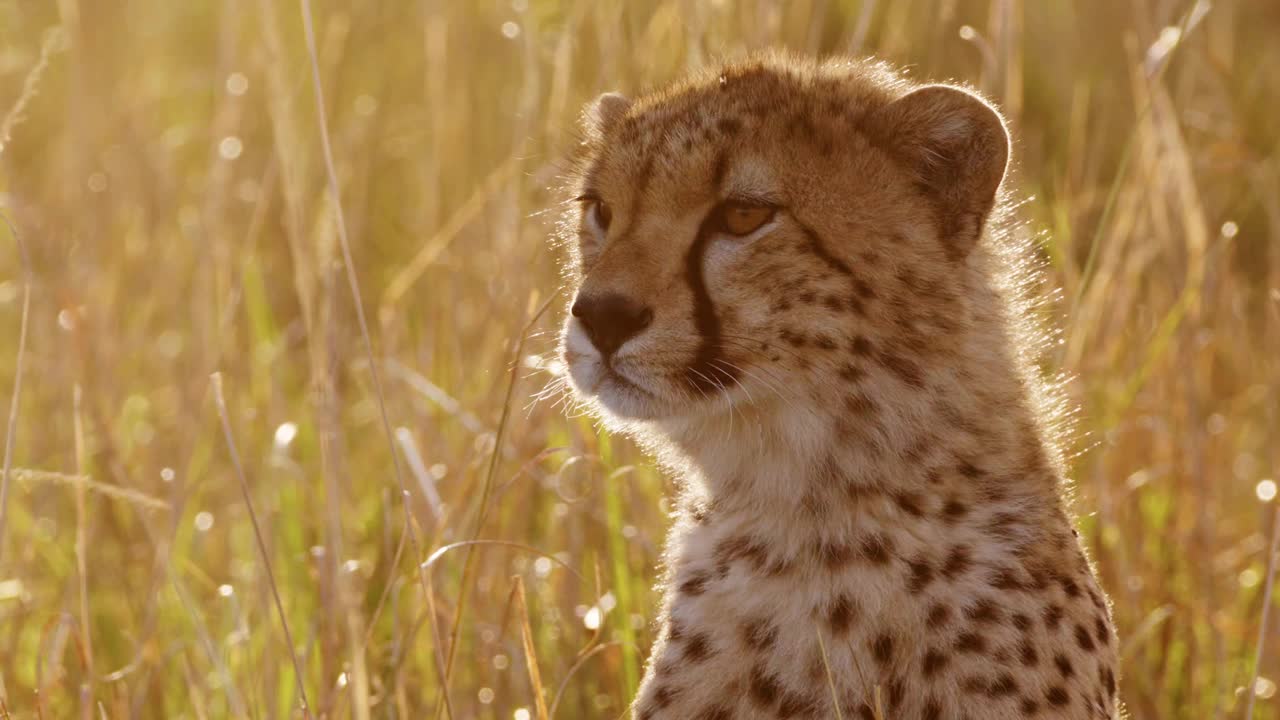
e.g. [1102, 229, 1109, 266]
[558, 56, 1009, 429]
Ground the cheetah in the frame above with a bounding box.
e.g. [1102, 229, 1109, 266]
[554, 53, 1118, 719]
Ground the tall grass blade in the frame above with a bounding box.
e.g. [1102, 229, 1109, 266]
[210, 373, 312, 718]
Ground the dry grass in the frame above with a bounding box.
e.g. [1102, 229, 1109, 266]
[0, 1, 1277, 718]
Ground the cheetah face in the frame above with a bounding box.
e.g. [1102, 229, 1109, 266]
[560, 143, 796, 422]
[558, 60, 1008, 425]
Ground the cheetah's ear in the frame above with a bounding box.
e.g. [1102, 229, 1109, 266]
[582, 92, 632, 138]
[871, 84, 1010, 260]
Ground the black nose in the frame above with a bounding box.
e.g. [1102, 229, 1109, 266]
[571, 293, 654, 356]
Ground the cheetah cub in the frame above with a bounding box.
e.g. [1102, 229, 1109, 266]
[555, 54, 1118, 719]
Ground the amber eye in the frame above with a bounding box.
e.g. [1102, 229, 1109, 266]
[588, 199, 613, 232]
[719, 202, 776, 236]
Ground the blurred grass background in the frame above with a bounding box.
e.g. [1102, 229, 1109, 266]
[0, 0, 1277, 718]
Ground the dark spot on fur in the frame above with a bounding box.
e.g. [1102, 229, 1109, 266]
[908, 557, 935, 593]
[961, 675, 988, 693]
[780, 328, 807, 347]
[684, 632, 712, 662]
[1075, 623, 1096, 652]
[942, 545, 972, 579]
[748, 664, 781, 706]
[894, 491, 924, 517]
[1095, 616, 1110, 644]
[852, 277, 876, 299]
[887, 679, 905, 709]
[927, 603, 952, 628]
[1046, 686, 1070, 706]
[1053, 653, 1074, 678]
[989, 567, 1025, 591]
[851, 336, 874, 356]
[1043, 604, 1064, 630]
[1058, 575, 1082, 598]
[839, 363, 866, 382]
[922, 649, 949, 677]
[1026, 568, 1051, 591]
[965, 598, 1001, 624]
[652, 685, 677, 708]
[828, 594, 857, 634]
[741, 617, 778, 651]
[988, 673, 1018, 697]
[955, 632, 986, 653]
[942, 499, 968, 522]
[860, 533, 893, 564]
[816, 541, 853, 568]
[1019, 640, 1039, 666]
[986, 511, 1023, 537]
[714, 536, 768, 573]
[845, 393, 877, 416]
[679, 571, 711, 596]
[880, 352, 926, 388]
[871, 633, 893, 665]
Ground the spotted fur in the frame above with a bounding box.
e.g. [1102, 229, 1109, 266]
[554, 52, 1118, 720]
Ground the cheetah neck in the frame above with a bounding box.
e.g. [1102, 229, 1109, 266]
[654, 317, 1066, 536]
[627, 334, 1109, 718]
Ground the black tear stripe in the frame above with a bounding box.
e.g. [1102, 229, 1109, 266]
[685, 210, 738, 393]
[684, 149, 739, 394]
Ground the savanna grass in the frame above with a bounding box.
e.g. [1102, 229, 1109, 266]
[0, 1, 1277, 718]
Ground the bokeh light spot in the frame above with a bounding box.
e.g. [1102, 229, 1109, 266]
[1257, 479, 1277, 503]
[274, 421, 299, 449]
[226, 72, 249, 96]
[1240, 567, 1261, 589]
[195, 511, 214, 532]
[219, 136, 243, 160]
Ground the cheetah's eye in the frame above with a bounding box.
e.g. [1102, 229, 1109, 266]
[718, 202, 776, 237]
[578, 197, 613, 232]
